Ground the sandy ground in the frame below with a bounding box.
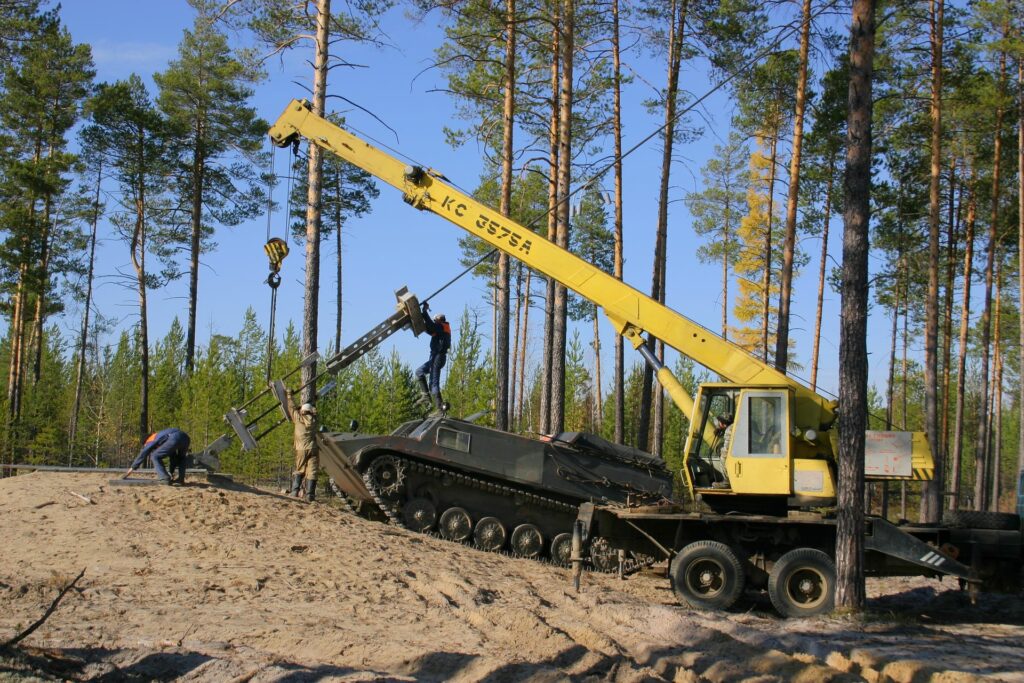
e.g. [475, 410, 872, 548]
[0, 472, 1022, 682]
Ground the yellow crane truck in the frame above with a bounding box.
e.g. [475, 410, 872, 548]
[268, 99, 1023, 617]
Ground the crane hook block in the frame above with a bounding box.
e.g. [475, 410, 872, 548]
[265, 237, 289, 273]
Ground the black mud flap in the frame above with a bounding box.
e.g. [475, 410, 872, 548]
[865, 516, 973, 581]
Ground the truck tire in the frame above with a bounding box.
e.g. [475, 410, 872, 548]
[768, 548, 836, 618]
[941, 510, 1020, 531]
[669, 540, 746, 611]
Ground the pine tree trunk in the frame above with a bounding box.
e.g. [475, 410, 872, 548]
[972, 47, 1005, 512]
[539, 16, 559, 435]
[810, 155, 835, 391]
[517, 269, 532, 430]
[612, 0, 625, 444]
[69, 163, 102, 459]
[186, 129, 205, 374]
[639, 0, 687, 452]
[1017, 50, 1023, 490]
[592, 309, 602, 432]
[940, 160, 959, 472]
[511, 261, 523, 424]
[950, 173, 976, 511]
[990, 268, 1003, 510]
[774, 0, 811, 372]
[335, 192, 343, 354]
[762, 133, 779, 362]
[7, 143, 41, 425]
[549, 0, 575, 435]
[30, 190, 55, 384]
[901, 220, 910, 522]
[301, 0, 331, 406]
[921, 0, 945, 524]
[7, 268, 26, 419]
[836, 0, 875, 611]
[131, 182, 150, 442]
[494, 0, 516, 431]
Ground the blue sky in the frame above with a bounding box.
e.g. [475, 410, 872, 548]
[52, 0, 869, 404]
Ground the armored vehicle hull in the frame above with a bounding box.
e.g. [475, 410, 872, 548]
[319, 417, 672, 564]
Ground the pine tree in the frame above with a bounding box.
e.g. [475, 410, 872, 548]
[155, 0, 268, 374]
[0, 14, 94, 428]
[684, 133, 747, 340]
[732, 144, 783, 359]
[220, 0, 393, 408]
[85, 76, 176, 441]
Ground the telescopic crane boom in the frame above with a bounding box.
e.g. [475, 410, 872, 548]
[270, 99, 932, 511]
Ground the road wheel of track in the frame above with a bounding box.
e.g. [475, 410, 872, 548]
[590, 537, 618, 573]
[669, 540, 746, 611]
[550, 532, 573, 566]
[402, 497, 437, 532]
[510, 524, 544, 559]
[473, 516, 507, 552]
[438, 506, 472, 542]
[768, 547, 836, 618]
[941, 510, 1020, 531]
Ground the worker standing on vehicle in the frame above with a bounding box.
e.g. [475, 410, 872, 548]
[415, 301, 452, 415]
[287, 390, 319, 502]
[124, 428, 191, 485]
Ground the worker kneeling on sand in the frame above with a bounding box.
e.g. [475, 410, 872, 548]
[125, 428, 191, 485]
[287, 391, 320, 502]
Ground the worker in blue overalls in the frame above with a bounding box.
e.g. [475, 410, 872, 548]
[124, 428, 191, 485]
[415, 301, 451, 415]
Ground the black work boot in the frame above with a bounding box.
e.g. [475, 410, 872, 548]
[289, 474, 304, 497]
[304, 478, 317, 503]
[430, 392, 446, 417]
[415, 376, 431, 406]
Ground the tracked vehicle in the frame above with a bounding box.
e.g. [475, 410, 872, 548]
[319, 417, 673, 564]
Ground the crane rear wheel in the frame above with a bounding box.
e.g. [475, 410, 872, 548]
[768, 547, 836, 618]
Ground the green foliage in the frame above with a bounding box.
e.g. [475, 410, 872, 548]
[564, 330, 593, 432]
[568, 182, 614, 322]
[443, 307, 495, 424]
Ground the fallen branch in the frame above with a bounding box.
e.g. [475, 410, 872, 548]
[2, 568, 86, 648]
[67, 490, 94, 505]
[32, 501, 55, 510]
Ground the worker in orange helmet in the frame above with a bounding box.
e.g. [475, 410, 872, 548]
[124, 428, 191, 485]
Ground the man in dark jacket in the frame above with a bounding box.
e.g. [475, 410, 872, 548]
[415, 301, 451, 415]
[124, 428, 191, 485]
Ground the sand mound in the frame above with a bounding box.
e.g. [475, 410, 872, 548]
[0, 472, 1021, 681]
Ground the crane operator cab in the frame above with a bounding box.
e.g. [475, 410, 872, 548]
[683, 383, 838, 516]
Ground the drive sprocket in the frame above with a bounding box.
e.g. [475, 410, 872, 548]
[366, 454, 406, 497]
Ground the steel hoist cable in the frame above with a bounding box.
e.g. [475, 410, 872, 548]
[263, 141, 291, 384]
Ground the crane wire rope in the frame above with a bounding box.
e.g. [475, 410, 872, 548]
[262, 141, 294, 384]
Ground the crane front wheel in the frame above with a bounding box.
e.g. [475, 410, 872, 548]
[669, 540, 746, 611]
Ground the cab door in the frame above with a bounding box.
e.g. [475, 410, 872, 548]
[725, 389, 791, 495]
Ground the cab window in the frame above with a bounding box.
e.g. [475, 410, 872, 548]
[693, 391, 734, 461]
[437, 427, 471, 453]
[732, 391, 787, 458]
